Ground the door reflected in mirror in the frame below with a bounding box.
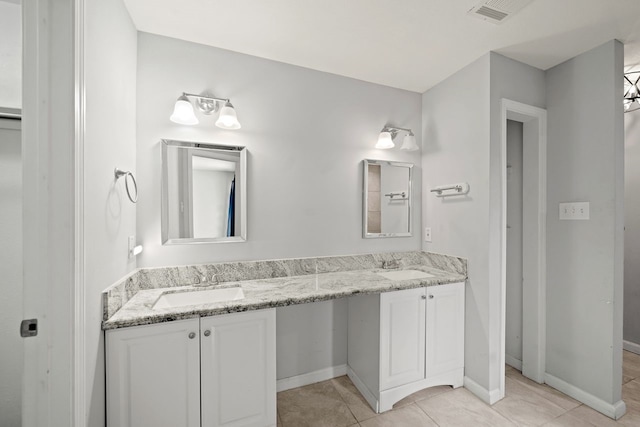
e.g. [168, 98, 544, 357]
[161, 139, 246, 244]
[363, 159, 413, 238]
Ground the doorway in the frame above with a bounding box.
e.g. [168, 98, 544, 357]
[0, 115, 22, 426]
[499, 99, 547, 398]
[506, 119, 524, 371]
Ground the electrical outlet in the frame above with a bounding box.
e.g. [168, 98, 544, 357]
[559, 202, 589, 220]
[128, 235, 135, 259]
[424, 227, 432, 242]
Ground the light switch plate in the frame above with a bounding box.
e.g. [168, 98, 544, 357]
[559, 202, 590, 220]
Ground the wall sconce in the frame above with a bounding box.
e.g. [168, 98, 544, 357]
[624, 72, 640, 113]
[170, 92, 241, 129]
[375, 126, 419, 151]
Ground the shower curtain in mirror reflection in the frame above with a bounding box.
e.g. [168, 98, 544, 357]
[227, 175, 235, 237]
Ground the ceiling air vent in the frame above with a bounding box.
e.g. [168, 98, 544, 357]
[468, 0, 535, 24]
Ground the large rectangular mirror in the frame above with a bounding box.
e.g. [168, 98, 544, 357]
[363, 159, 413, 238]
[161, 139, 247, 244]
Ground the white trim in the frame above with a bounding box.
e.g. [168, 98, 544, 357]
[347, 366, 379, 413]
[545, 373, 626, 420]
[505, 354, 522, 371]
[464, 376, 502, 405]
[73, 0, 86, 425]
[379, 369, 463, 412]
[276, 364, 347, 392]
[500, 99, 548, 400]
[623, 340, 640, 355]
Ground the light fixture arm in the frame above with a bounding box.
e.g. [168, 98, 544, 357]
[182, 92, 230, 115]
[381, 125, 414, 140]
[182, 92, 229, 104]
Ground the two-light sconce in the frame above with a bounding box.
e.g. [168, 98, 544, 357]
[170, 92, 241, 129]
[376, 125, 419, 151]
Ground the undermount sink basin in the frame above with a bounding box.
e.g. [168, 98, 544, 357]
[376, 270, 435, 281]
[153, 286, 245, 310]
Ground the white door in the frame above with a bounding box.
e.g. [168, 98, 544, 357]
[0, 117, 22, 426]
[200, 309, 277, 427]
[106, 319, 201, 427]
[380, 287, 426, 390]
[425, 282, 465, 378]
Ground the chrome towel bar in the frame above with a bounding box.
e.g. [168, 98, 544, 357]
[430, 182, 470, 197]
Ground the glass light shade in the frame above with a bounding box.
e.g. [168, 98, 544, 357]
[400, 134, 419, 151]
[170, 95, 199, 125]
[375, 131, 395, 149]
[215, 102, 241, 129]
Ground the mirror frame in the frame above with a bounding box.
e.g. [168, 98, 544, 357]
[362, 159, 413, 238]
[161, 139, 247, 244]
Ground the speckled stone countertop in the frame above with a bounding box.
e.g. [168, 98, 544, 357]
[102, 262, 465, 330]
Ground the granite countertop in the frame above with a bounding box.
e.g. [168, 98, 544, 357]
[103, 264, 466, 330]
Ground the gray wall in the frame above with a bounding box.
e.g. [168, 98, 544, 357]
[625, 109, 640, 347]
[0, 119, 22, 427]
[546, 40, 624, 405]
[84, 0, 138, 424]
[136, 33, 422, 379]
[421, 52, 545, 396]
[422, 53, 492, 390]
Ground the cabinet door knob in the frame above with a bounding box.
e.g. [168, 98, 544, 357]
[421, 295, 427, 300]
[203, 330, 211, 337]
[429, 295, 434, 299]
[188, 332, 196, 339]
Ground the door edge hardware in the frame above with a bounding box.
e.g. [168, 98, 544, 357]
[20, 319, 38, 338]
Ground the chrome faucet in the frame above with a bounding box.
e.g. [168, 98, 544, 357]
[195, 274, 219, 287]
[382, 259, 400, 270]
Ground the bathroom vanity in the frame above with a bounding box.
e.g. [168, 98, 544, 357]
[106, 310, 275, 427]
[102, 251, 467, 427]
[348, 282, 464, 413]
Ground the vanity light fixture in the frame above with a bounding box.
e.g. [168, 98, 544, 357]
[624, 71, 640, 113]
[170, 92, 241, 129]
[375, 126, 419, 151]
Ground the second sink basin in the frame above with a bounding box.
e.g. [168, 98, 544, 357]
[153, 286, 245, 310]
[376, 270, 435, 281]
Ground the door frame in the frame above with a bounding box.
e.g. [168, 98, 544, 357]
[499, 99, 547, 398]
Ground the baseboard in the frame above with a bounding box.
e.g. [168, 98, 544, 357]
[624, 340, 640, 355]
[347, 366, 379, 413]
[463, 376, 503, 405]
[276, 364, 347, 392]
[505, 354, 522, 371]
[544, 373, 626, 420]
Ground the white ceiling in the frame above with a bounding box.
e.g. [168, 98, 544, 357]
[123, 0, 640, 93]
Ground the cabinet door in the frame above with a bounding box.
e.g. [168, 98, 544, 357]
[425, 282, 465, 378]
[106, 319, 201, 427]
[200, 309, 276, 427]
[380, 287, 426, 390]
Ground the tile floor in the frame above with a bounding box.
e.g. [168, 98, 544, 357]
[276, 350, 640, 426]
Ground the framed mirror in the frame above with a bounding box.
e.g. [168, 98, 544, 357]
[161, 139, 247, 244]
[363, 159, 413, 238]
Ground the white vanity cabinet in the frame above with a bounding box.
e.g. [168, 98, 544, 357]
[106, 309, 276, 427]
[200, 310, 277, 427]
[347, 282, 465, 413]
